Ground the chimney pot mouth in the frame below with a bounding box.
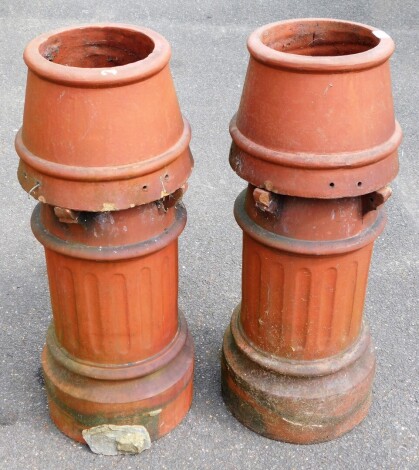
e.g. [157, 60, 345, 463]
[248, 19, 394, 72]
[24, 24, 171, 87]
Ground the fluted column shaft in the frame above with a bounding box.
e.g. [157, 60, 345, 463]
[241, 236, 373, 361]
[33, 200, 184, 365]
[239, 187, 380, 361]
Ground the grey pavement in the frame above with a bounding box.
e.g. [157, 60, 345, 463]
[0, 1, 418, 469]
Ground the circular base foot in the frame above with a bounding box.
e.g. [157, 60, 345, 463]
[221, 310, 375, 444]
[42, 321, 194, 443]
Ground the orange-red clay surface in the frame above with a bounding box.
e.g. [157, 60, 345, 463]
[222, 18, 401, 444]
[17, 24, 194, 443]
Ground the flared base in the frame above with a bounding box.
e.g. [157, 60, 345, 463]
[42, 317, 194, 443]
[221, 307, 376, 444]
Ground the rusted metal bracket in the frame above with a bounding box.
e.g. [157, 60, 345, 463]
[253, 187, 279, 213]
[156, 185, 186, 213]
[363, 185, 392, 213]
[54, 206, 80, 224]
[370, 185, 392, 208]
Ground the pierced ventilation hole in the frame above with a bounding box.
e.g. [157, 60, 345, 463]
[329, 182, 335, 187]
[357, 181, 362, 187]
[142, 185, 148, 191]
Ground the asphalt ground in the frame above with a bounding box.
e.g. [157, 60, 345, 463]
[0, 1, 418, 469]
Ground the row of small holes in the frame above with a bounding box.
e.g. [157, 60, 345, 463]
[329, 181, 363, 188]
[142, 174, 170, 191]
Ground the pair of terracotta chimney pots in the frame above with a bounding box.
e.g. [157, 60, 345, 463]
[16, 19, 401, 448]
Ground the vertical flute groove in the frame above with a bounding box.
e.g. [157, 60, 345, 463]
[345, 261, 359, 341]
[140, 266, 153, 351]
[267, 262, 284, 352]
[110, 273, 130, 355]
[319, 267, 338, 351]
[291, 268, 311, 351]
[252, 250, 262, 336]
[83, 272, 101, 355]
[161, 255, 170, 339]
[60, 266, 80, 351]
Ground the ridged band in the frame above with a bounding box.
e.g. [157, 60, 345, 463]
[231, 117, 401, 170]
[16, 117, 191, 181]
[31, 201, 187, 261]
[46, 312, 189, 381]
[234, 189, 386, 256]
[230, 304, 371, 377]
[230, 119, 401, 199]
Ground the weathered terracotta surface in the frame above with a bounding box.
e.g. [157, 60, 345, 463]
[222, 310, 375, 444]
[239, 189, 384, 361]
[16, 24, 193, 212]
[16, 24, 194, 444]
[222, 19, 401, 444]
[32, 200, 193, 442]
[229, 19, 401, 199]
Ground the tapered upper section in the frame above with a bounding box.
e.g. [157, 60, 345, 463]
[230, 19, 401, 198]
[17, 24, 193, 211]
